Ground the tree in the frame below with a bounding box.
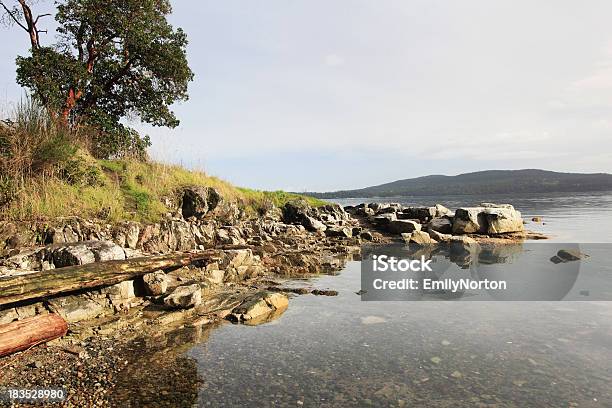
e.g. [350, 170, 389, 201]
[1, 0, 193, 158]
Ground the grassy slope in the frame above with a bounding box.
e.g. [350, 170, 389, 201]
[1, 151, 326, 222]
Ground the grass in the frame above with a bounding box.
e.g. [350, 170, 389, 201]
[1, 99, 327, 222]
[0, 150, 328, 222]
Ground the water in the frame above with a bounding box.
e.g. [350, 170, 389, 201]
[121, 192, 612, 407]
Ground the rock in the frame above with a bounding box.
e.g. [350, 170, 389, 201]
[206, 269, 225, 285]
[402, 207, 436, 222]
[102, 280, 136, 299]
[428, 229, 452, 242]
[372, 213, 397, 226]
[481, 203, 524, 234]
[142, 271, 168, 295]
[0, 308, 19, 325]
[452, 207, 486, 234]
[311, 289, 338, 296]
[181, 186, 222, 218]
[125, 223, 140, 249]
[551, 249, 589, 264]
[387, 220, 421, 234]
[229, 291, 288, 322]
[427, 217, 452, 234]
[303, 216, 327, 232]
[360, 231, 374, 241]
[531, 216, 542, 222]
[325, 227, 352, 238]
[89, 240, 126, 262]
[375, 207, 397, 215]
[52, 244, 96, 267]
[434, 204, 453, 217]
[164, 284, 202, 309]
[51, 240, 125, 268]
[47, 295, 109, 323]
[404, 231, 437, 246]
[449, 235, 478, 247]
[282, 200, 327, 232]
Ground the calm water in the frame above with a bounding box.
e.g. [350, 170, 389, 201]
[119, 192, 612, 407]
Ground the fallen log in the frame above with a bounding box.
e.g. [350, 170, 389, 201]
[0, 251, 217, 306]
[0, 313, 68, 357]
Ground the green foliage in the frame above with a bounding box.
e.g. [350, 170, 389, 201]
[13, 0, 193, 159]
[238, 188, 327, 213]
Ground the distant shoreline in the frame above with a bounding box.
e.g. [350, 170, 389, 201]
[302, 169, 612, 199]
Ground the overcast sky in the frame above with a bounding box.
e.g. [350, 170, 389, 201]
[2, 0, 612, 191]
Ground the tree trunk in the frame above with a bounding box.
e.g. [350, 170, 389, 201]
[0, 252, 217, 306]
[0, 314, 68, 357]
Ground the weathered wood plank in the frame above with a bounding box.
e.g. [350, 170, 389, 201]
[0, 251, 216, 306]
[0, 314, 68, 357]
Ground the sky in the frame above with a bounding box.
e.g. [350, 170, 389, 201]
[1, 0, 612, 191]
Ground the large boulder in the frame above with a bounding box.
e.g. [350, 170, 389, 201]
[452, 204, 523, 235]
[401, 207, 436, 222]
[452, 207, 487, 234]
[434, 204, 453, 217]
[481, 203, 524, 234]
[427, 217, 453, 234]
[181, 186, 222, 219]
[387, 220, 421, 234]
[51, 240, 125, 268]
[371, 213, 397, 226]
[282, 200, 327, 232]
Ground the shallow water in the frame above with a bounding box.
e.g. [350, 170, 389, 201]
[189, 262, 612, 407]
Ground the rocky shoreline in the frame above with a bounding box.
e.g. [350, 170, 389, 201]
[0, 187, 545, 406]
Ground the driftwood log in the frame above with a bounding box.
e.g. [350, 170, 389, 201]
[0, 314, 68, 357]
[0, 251, 216, 306]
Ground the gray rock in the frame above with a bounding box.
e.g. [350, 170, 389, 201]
[51, 240, 125, 268]
[372, 213, 397, 226]
[402, 207, 436, 222]
[325, 227, 352, 238]
[52, 244, 96, 267]
[452, 204, 524, 235]
[181, 186, 222, 218]
[164, 284, 202, 308]
[387, 220, 421, 234]
[47, 294, 109, 323]
[303, 216, 327, 232]
[452, 207, 487, 234]
[434, 204, 453, 217]
[427, 217, 453, 234]
[481, 203, 524, 234]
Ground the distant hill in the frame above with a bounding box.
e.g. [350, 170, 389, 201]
[305, 169, 612, 199]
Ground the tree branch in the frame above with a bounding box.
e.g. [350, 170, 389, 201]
[0, 1, 28, 32]
[33, 12, 50, 25]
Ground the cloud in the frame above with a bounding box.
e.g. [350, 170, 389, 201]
[324, 54, 344, 67]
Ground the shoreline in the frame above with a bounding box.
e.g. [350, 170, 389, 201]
[0, 192, 544, 406]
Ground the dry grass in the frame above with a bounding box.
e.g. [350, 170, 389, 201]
[1, 154, 327, 222]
